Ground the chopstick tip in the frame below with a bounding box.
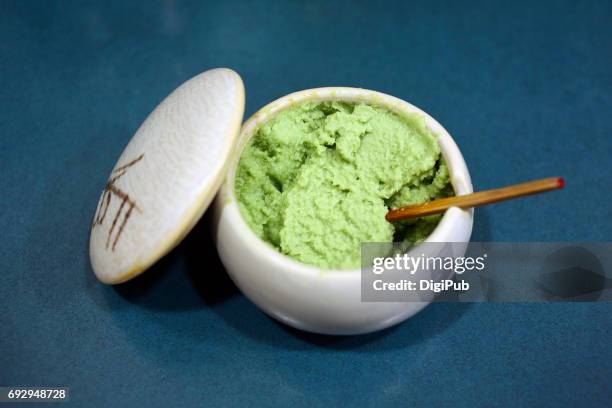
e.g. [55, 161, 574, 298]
[557, 177, 565, 189]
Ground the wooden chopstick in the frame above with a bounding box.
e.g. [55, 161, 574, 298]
[386, 177, 564, 222]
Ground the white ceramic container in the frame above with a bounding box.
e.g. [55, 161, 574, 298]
[214, 87, 473, 335]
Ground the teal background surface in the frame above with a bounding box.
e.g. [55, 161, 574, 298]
[1, 0, 611, 406]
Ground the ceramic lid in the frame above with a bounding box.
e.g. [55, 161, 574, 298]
[90, 68, 245, 284]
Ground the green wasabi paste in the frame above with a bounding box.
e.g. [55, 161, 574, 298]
[235, 101, 453, 269]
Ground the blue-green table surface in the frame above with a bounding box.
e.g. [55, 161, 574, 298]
[1, 1, 611, 406]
